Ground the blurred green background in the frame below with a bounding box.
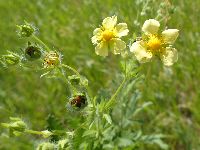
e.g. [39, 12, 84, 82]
[0, 0, 200, 149]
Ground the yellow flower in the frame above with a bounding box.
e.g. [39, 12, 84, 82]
[130, 19, 179, 66]
[92, 16, 129, 57]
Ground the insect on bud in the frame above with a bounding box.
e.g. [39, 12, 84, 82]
[25, 42, 41, 61]
[67, 94, 87, 111]
[17, 23, 35, 38]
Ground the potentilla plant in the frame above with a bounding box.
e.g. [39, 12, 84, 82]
[1, 6, 179, 150]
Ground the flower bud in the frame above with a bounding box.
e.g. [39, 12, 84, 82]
[17, 23, 35, 37]
[36, 142, 55, 150]
[41, 130, 53, 138]
[25, 43, 41, 61]
[80, 76, 88, 87]
[68, 75, 80, 85]
[9, 120, 26, 132]
[1, 117, 27, 135]
[2, 52, 20, 66]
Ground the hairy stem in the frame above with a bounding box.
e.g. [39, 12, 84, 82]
[25, 129, 42, 135]
[61, 64, 80, 77]
[32, 35, 51, 52]
[59, 67, 77, 94]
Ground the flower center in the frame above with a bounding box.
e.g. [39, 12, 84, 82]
[147, 35, 162, 51]
[102, 30, 115, 41]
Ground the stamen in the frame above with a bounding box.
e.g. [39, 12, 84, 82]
[102, 30, 115, 41]
[147, 35, 162, 51]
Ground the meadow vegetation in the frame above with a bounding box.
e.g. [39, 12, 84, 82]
[0, 0, 200, 149]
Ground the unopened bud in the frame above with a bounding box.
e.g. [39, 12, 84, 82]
[41, 130, 53, 138]
[1, 117, 27, 135]
[80, 76, 88, 87]
[17, 23, 35, 38]
[10, 120, 26, 132]
[2, 53, 20, 66]
[68, 75, 80, 85]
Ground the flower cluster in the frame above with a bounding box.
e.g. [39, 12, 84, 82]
[92, 17, 179, 66]
[1, 13, 180, 150]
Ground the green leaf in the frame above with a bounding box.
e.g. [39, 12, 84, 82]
[133, 101, 153, 116]
[117, 137, 133, 147]
[153, 139, 168, 150]
[103, 114, 112, 124]
[82, 130, 97, 137]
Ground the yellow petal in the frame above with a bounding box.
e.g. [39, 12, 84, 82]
[102, 16, 117, 29]
[115, 23, 129, 37]
[162, 29, 179, 44]
[160, 47, 178, 66]
[110, 38, 126, 54]
[142, 19, 160, 34]
[95, 42, 108, 57]
[92, 28, 103, 44]
[130, 42, 153, 63]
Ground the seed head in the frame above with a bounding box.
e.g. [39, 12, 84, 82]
[25, 42, 42, 61]
[43, 51, 60, 68]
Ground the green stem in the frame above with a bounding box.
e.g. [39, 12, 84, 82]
[104, 77, 127, 111]
[61, 64, 80, 77]
[124, 59, 127, 78]
[59, 67, 77, 94]
[32, 35, 51, 52]
[96, 107, 101, 138]
[145, 64, 152, 84]
[25, 129, 42, 135]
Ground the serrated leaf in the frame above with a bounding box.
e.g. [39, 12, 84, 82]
[82, 130, 97, 137]
[117, 137, 133, 147]
[103, 114, 112, 124]
[133, 101, 153, 116]
[153, 139, 168, 150]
